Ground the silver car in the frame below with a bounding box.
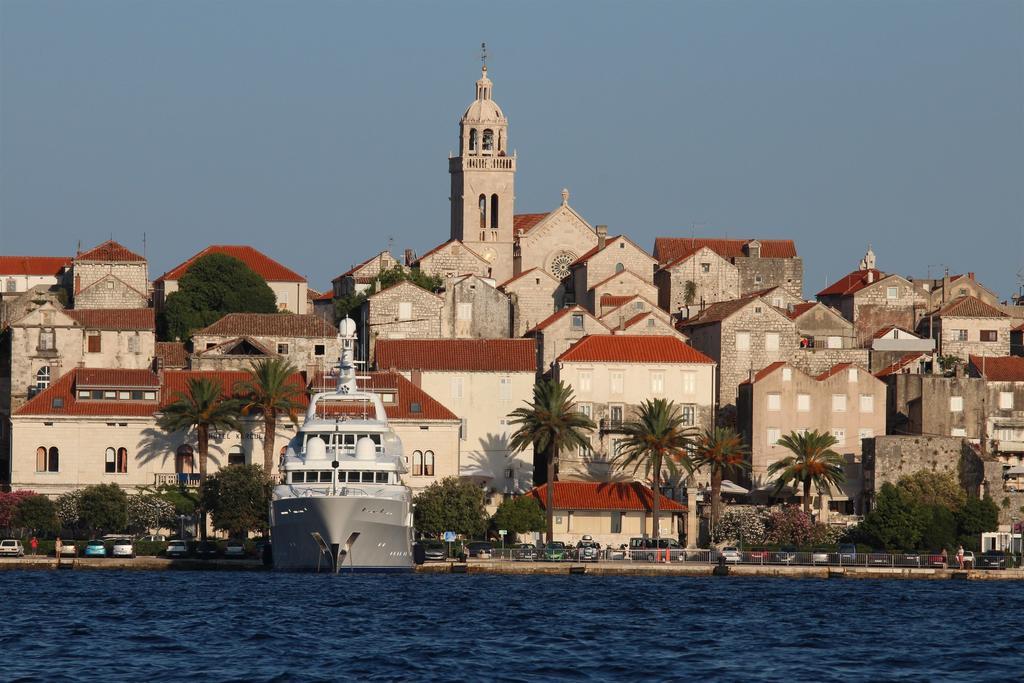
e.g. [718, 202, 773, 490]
[111, 539, 134, 558]
[0, 539, 24, 557]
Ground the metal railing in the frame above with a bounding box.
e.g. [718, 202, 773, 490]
[154, 473, 200, 488]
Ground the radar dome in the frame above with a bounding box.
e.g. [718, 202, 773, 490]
[355, 437, 377, 460]
[338, 318, 357, 337]
[305, 436, 327, 460]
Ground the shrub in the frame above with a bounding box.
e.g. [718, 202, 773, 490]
[78, 484, 129, 535]
[13, 494, 60, 535]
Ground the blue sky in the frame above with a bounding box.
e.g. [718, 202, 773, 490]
[2, 0, 1022, 299]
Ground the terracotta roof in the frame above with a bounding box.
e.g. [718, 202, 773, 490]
[155, 245, 304, 283]
[557, 334, 713, 364]
[513, 213, 548, 234]
[64, 308, 155, 331]
[0, 256, 71, 277]
[874, 353, 926, 378]
[155, 342, 189, 369]
[935, 296, 1008, 319]
[76, 240, 145, 262]
[747, 361, 789, 383]
[588, 268, 649, 293]
[374, 339, 535, 372]
[161, 370, 307, 408]
[527, 482, 686, 512]
[600, 294, 636, 309]
[783, 302, 818, 320]
[654, 237, 798, 266]
[815, 363, 855, 381]
[16, 369, 161, 417]
[527, 306, 606, 334]
[816, 269, 887, 297]
[499, 267, 557, 289]
[195, 313, 336, 338]
[77, 368, 161, 388]
[679, 294, 762, 328]
[308, 370, 458, 421]
[620, 311, 656, 329]
[313, 290, 334, 302]
[872, 324, 918, 340]
[969, 355, 1024, 381]
[412, 239, 486, 266]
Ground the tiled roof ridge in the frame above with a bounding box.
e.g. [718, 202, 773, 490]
[556, 334, 714, 364]
[76, 240, 145, 263]
[155, 245, 305, 283]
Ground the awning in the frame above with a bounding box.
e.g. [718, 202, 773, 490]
[720, 480, 749, 495]
[461, 468, 495, 481]
[1003, 466, 1024, 476]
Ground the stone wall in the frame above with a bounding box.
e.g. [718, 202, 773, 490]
[504, 273, 560, 337]
[736, 256, 803, 299]
[440, 277, 509, 338]
[935, 317, 1012, 361]
[787, 348, 870, 377]
[417, 242, 491, 279]
[573, 239, 655, 304]
[588, 272, 659, 313]
[515, 205, 597, 281]
[656, 248, 740, 315]
[74, 262, 149, 304]
[75, 275, 148, 309]
[361, 282, 444, 361]
[850, 278, 917, 344]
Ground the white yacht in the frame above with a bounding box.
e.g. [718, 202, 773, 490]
[270, 319, 414, 572]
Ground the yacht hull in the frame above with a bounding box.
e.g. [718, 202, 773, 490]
[270, 494, 413, 572]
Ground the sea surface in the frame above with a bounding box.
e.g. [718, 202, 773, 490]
[1, 570, 1022, 681]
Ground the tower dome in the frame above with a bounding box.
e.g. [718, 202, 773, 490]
[462, 66, 506, 122]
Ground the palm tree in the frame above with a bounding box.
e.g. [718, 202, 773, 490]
[689, 426, 750, 533]
[508, 379, 595, 544]
[158, 377, 242, 484]
[612, 398, 696, 541]
[767, 430, 846, 515]
[235, 358, 304, 480]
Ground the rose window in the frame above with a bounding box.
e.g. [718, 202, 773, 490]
[549, 252, 576, 279]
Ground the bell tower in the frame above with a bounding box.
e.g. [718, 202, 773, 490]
[449, 46, 516, 282]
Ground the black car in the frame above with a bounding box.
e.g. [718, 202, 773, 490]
[512, 543, 538, 561]
[422, 541, 448, 562]
[466, 541, 494, 558]
[976, 551, 1007, 570]
[194, 541, 219, 559]
[867, 552, 892, 567]
[838, 543, 858, 564]
[895, 551, 922, 567]
[577, 538, 601, 562]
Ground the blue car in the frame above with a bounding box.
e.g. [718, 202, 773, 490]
[83, 540, 107, 557]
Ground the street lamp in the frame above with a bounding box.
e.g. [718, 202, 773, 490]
[178, 514, 185, 540]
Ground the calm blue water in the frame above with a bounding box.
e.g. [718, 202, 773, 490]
[1, 570, 1022, 681]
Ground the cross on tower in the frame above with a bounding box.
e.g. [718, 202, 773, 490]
[480, 42, 487, 68]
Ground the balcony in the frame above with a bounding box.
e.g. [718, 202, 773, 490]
[600, 418, 627, 433]
[154, 473, 201, 488]
[449, 155, 516, 172]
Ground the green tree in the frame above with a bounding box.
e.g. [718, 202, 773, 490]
[490, 495, 546, 542]
[896, 470, 965, 511]
[235, 358, 304, 479]
[768, 430, 846, 515]
[858, 483, 928, 550]
[201, 464, 272, 537]
[955, 496, 999, 548]
[919, 504, 958, 551]
[613, 398, 696, 540]
[333, 266, 443, 322]
[690, 426, 750, 533]
[127, 494, 178, 533]
[12, 494, 60, 535]
[158, 377, 242, 483]
[508, 380, 595, 543]
[413, 477, 488, 538]
[159, 253, 277, 341]
[78, 484, 129, 535]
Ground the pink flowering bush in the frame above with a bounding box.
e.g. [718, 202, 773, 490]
[0, 490, 37, 529]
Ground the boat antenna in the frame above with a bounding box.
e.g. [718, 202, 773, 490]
[336, 318, 359, 394]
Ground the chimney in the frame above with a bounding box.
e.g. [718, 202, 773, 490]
[411, 369, 422, 387]
[596, 225, 607, 250]
[74, 274, 81, 294]
[968, 272, 975, 281]
[866, 271, 874, 284]
[404, 249, 416, 266]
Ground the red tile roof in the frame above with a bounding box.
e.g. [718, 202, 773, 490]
[969, 355, 1024, 381]
[195, 313, 336, 338]
[874, 353, 926, 378]
[76, 240, 145, 262]
[313, 290, 334, 302]
[747, 361, 789, 383]
[557, 334, 714, 364]
[64, 308, 155, 330]
[527, 306, 606, 334]
[679, 294, 763, 328]
[600, 294, 636, 309]
[527, 481, 686, 512]
[0, 256, 71, 276]
[374, 339, 536, 372]
[654, 237, 797, 266]
[16, 369, 161, 417]
[783, 302, 818, 320]
[815, 363, 855, 381]
[155, 342, 189, 369]
[935, 296, 1008, 318]
[155, 245, 304, 283]
[161, 370, 308, 408]
[77, 368, 161, 388]
[513, 213, 548, 234]
[308, 370, 458, 421]
[816, 269, 887, 297]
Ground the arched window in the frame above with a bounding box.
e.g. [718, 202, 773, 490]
[424, 451, 435, 477]
[105, 447, 116, 473]
[48, 447, 59, 472]
[469, 128, 478, 152]
[490, 194, 499, 229]
[228, 445, 245, 466]
[482, 129, 494, 152]
[36, 447, 46, 472]
[412, 450, 423, 476]
[35, 367, 51, 391]
[478, 194, 487, 229]
[615, 262, 625, 273]
[117, 447, 128, 473]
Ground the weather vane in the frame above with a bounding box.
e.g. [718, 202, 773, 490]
[481, 42, 487, 68]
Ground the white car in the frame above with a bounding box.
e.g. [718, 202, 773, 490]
[0, 539, 25, 557]
[56, 543, 77, 557]
[812, 549, 830, 565]
[111, 539, 134, 558]
[720, 546, 742, 563]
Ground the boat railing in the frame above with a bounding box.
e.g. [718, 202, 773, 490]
[282, 485, 409, 502]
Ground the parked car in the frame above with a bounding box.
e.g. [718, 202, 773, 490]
[543, 541, 567, 561]
[111, 538, 134, 558]
[466, 541, 493, 559]
[512, 543, 538, 561]
[194, 541, 219, 559]
[811, 549, 830, 565]
[57, 542, 77, 557]
[0, 539, 25, 557]
[838, 543, 858, 564]
[961, 550, 976, 569]
[895, 552, 921, 567]
[577, 536, 600, 562]
[976, 551, 1007, 570]
[422, 541, 448, 562]
[867, 552, 891, 567]
[775, 546, 798, 565]
[749, 550, 771, 563]
[720, 546, 742, 563]
[224, 540, 247, 559]
[165, 540, 191, 558]
[83, 540, 108, 558]
[629, 537, 683, 561]
[925, 552, 948, 568]
[137, 534, 167, 543]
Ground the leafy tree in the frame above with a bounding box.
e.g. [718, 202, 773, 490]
[12, 494, 60, 535]
[332, 265, 442, 322]
[690, 426, 750, 534]
[159, 253, 277, 341]
[937, 355, 962, 376]
[508, 380, 595, 543]
[0, 490, 37, 529]
[919, 504, 958, 551]
[235, 358, 304, 479]
[201, 464, 272, 537]
[78, 484, 129, 535]
[158, 377, 242, 484]
[955, 496, 999, 547]
[55, 489, 83, 530]
[613, 398, 696, 540]
[413, 477, 488, 538]
[127, 494, 178, 533]
[768, 430, 846, 515]
[858, 483, 928, 551]
[490, 495, 545, 542]
[897, 470, 965, 511]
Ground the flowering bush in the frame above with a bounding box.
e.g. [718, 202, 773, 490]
[0, 490, 37, 529]
[713, 504, 844, 547]
[56, 489, 83, 529]
[127, 495, 178, 532]
[764, 505, 815, 546]
[712, 506, 767, 545]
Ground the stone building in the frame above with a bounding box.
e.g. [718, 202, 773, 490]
[154, 341, 189, 370]
[331, 250, 402, 298]
[191, 313, 340, 374]
[784, 301, 870, 377]
[885, 371, 989, 440]
[912, 272, 1000, 313]
[500, 268, 562, 338]
[654, 237, 803, 302]
[0, 256, 71, 302]
[567, 232, 656, 311]
[599, 295, 671, 330]
[357, 281, 444, 361]
[968, 355, 1024, 462]
[585, 270, 660, 315]
[553, 335, 716, 483]
[611, 310, 687, 339]
[922, 296, 1011, 362]
[71, 241, 149, 310]
[512, 190, 600, 282]
[374, 338, 536, 493]
[680, 294, 800, 410]
[1012, 321, 1024, 357]
[526, 306, 610, 375]
[869, 325, 935, 373]
[655, 246, 740, 315]
[413, 240, 491, 280]
[154, 245, 308, 314]
[737, 361, 886, 515]
[438, 274, 510, 339]
[817, 267, 918, 346]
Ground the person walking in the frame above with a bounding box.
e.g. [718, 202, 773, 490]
[956, 545, 965, 570]
[55, 537, 63, 566]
